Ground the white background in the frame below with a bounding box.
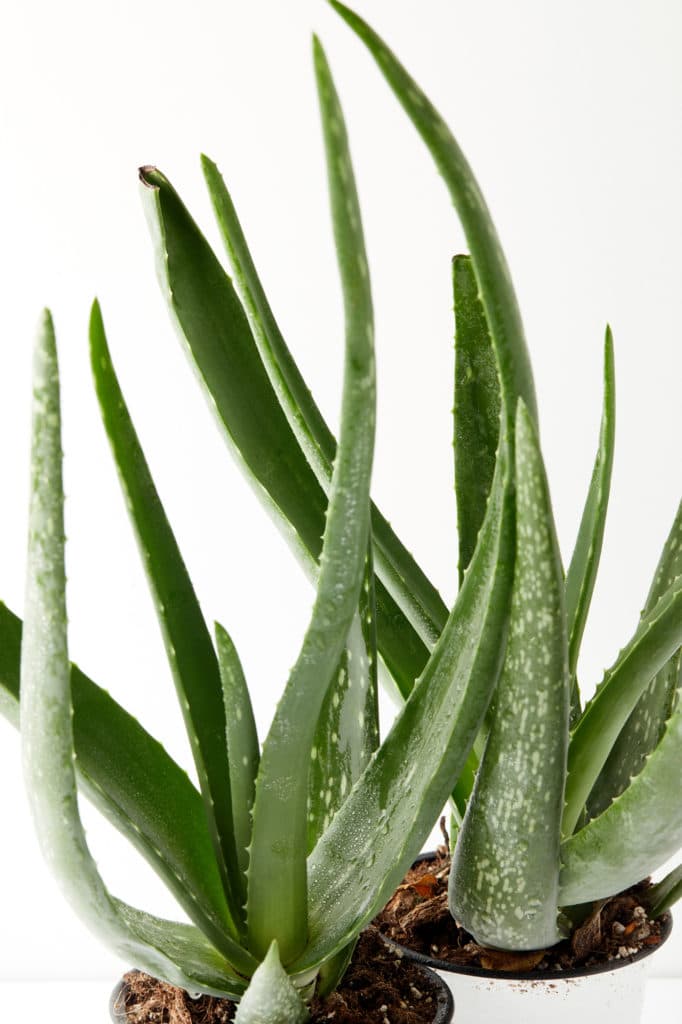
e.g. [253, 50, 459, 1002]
[0, 0, 680, 984]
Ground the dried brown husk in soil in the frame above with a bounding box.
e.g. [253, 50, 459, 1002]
[112, 929, 443, 1024]
[374, 846, 666, 972]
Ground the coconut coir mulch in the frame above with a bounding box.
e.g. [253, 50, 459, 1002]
[374, 839, 667, 973]
[112, 929, 443, 1024]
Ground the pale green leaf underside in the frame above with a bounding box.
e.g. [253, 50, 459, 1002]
[246, 38, 376, 966]
[450, 403, 569, 951]
[89, 301, 244, 933]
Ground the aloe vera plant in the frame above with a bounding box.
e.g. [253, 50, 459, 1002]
[2, 27, 522, 1023]
[5, 5, 682, 1019]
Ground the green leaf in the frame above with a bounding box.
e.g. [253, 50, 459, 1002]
[586, 498, 682, 819]
[450, 402, 569, 950]
[246, 37, 376, 965]
[307, 552, 378, 852]
[234, 942, 309, 1024]
[296, 443, 514, 973]
[646, 863, 682, 918]
[215, 622, 260, 890]
[563, 573, 682, 836]
[200, 155, 446, 651]
[565, 329, 616, 679]
[453, 254, 501, 584]
[20, 310, 247, 997]
[139, 164, 430, 706]
[327, 0, 537, 437]
[89, 301, 245, 932]
[0, 601, 254, 968]
[560, 690, 682, 904]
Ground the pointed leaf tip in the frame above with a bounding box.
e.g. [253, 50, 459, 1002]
[234, 941, 308, 1024]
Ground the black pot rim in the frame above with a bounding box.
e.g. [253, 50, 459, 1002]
[110, 956, 455, 1024]
[382, 851, 673, 982]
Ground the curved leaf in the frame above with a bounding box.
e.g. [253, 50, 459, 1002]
[215, 622, 260, 888]
[450, 402, 569, 950]
[327, 0, 537, 437]
[565, 329, 615, 679]
[0, 602, 246, 965]
[246, 37, 376, 964]
[21, 311, 248, 996]
[560, 691, 682, 904]
[586, 497, 682, 819]
[453, 254, 501, 584]
[563, 573, 682, 835]
[89, 301, 244, 932]
[140, 164, 429, 706]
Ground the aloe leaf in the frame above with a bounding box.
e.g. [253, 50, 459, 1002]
[89, 301, 246, 930]
[586, 498, 682, 819]
[139, 164, 429, 703]
[246, 37, 376, 966]
[0, 601, 257, 967]
[453, 254, 501, 584]
[560, 690, 682, 904]
[234, 942, 309, 1024]
[20, 311, 249, 996]
[215, 622, 260, 887]
[563, 574, 682, 835]
[565, 329, 616, 684]
[450, 402, 569, 950]
[307, 552, 378, 851]
[201, 155, 446, 650]
[296, 441, 514, 973]
[646, 863, 682, 917]
[327, 0, 536, 435]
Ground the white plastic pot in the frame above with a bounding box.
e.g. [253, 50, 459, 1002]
[391, 914, 670, 1024]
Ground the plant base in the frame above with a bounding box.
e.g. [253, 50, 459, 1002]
[110, 929, 454, 1024]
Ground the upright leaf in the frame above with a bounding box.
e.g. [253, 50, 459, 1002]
[234, 942, 308, 1024]
[140, 164, 430, 704]
[328, 0, 537, 436]
[246, 38, 376, 964]
[89, 301, 244, 929]
[200, 156, 447, 649]
[563, 572, 682, 835]
[565, 329, 616, 679]
[296, 445, 514, 973]
[450, 402, 569, 951]
[215, 623, 260, 887]
[560, 690, 682, 905]
[20, 311, 248, 996]
[453, 254, 501, 584]
[586, 497, 682, 819]
[646, 863, 682, 918]
[307, 553, 378, 851]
